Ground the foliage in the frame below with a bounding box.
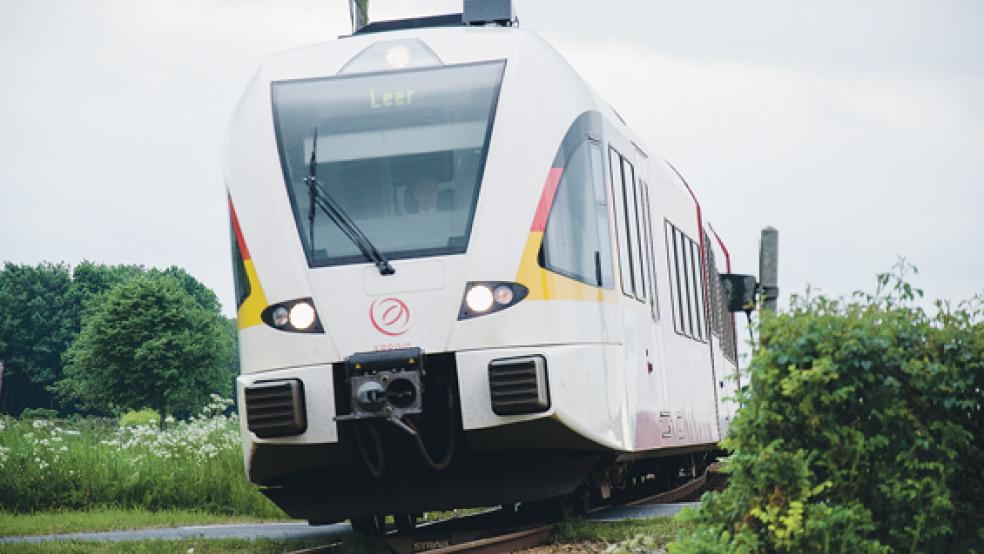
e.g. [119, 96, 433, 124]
[669, 266, 984, 553]
[53, 276, 232, 428]
[0, 261, 237, 418]
[19, 408, 59, 420]
[0, 262, 77, 415]
[554, 516, 691, 552]
[119, 409, 160, 428]
[0, 398, 283, 517]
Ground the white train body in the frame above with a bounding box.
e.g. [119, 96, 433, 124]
[226, 15, 739, 522]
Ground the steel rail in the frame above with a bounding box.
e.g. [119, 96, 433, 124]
[625, 471, 709, 506]
[421, 524, 554, 554]
[288, 464, 724, 553]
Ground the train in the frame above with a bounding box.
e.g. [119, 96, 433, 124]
[225, 1, 741, 531]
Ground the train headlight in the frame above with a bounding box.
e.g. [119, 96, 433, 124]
[465, 285, 494, 313]
[458, 282, 529, 320]
[289, 302, 317, 330]
[260, 298, 324, 333]
[272, 306, 289, 328]
[493, 285, 514, 305]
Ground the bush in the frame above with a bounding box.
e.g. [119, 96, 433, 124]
[119, 408, 160, 428]
[0, 396, 283, 518]
[670, 268, 984, 553]
[19, 408, 59, 420]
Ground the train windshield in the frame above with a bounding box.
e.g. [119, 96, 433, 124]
[272, 60, 505, 267]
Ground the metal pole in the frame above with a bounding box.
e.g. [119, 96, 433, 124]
[759, 227, 779, 314]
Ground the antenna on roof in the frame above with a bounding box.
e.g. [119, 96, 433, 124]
[349, 0, 369, 33]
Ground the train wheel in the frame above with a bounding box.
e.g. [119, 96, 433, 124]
[350, 514, 385, 536]
[394, 513, 416, 534]
[573, 485, 592, 516]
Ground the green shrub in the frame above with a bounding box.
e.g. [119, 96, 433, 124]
[119, 408, 160, 428]
[19, 408, 59, 420]
[670, 268, 984, 553]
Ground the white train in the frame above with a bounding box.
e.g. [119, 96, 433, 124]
[225, 2, 740, 528]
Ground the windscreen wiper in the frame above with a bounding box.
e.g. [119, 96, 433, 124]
[305, 129, 395, 276]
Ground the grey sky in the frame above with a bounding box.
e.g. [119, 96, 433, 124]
[1, 1, 982, 318]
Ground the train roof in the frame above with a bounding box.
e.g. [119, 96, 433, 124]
[258, 22, 648, 149]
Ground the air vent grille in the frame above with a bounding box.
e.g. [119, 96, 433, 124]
[245, 379, 306, 438]
[488, 355, 549, 415]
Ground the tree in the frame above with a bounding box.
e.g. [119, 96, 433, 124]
[54, 276, 231, 429]
[0, 262, 77, 415]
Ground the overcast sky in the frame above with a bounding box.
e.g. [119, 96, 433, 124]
[1, 0, 981, 318]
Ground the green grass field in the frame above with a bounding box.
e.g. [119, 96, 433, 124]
[0, 508, 290, 537]
[0, 537, 326, 553]
[0, 398, 283, 518]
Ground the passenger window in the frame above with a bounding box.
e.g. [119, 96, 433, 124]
[642, 183, 659, 321]
[665, 220, 707, 342]
[540, 140, 614, 288]
[690, 240, 706, 340]
[230, 219, 251, 308]
[610, 148, 633, 296]
[630, 167, 647, 302]
[589, 142, 615, 288]
[620, 158, 641, 301]
[679, 230, 694, 337]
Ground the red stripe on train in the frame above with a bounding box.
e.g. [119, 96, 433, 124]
[530, 167, 564, 232]
[228, 197, 252, 261]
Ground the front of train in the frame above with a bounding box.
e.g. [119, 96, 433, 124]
[225, 12, 624, 523]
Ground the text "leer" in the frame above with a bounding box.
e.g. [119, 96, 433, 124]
[369, 89, 415, 108]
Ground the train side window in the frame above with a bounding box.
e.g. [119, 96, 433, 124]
[230, 220, 251, 308]
[665, 220, 705, 342]
[627, 161, 647, 302]
[690, 240, 706, 340]
[621, 157, 642, 301]
[666, 222, 685, 334]
[540, 140, 614, 288]
[589, 142, 615, 288]
[642, 183, 659, 321]
[610, 147, 633, 297]
[679, 228, 695, 337]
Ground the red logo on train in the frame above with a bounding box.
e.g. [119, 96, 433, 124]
[369, 297, 411, 336]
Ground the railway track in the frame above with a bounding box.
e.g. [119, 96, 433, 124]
[290, 463, 722, 554]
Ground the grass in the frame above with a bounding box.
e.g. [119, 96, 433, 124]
[0, 538, 327, 553]
[0, 398, 283, 517]
[0, 508, 292, 537]
[552, 515, 693, 552]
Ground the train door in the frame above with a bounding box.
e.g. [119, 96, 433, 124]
[608, 145, 654, 449]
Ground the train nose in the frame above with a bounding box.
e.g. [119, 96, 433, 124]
[308, 259, 464, 356]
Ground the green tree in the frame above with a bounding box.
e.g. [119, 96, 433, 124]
[54, 276, 232, 429]
[0, 262, 77, 415]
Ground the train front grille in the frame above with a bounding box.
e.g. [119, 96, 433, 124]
[488, 355, 550, 415]
[244, 379, 306, 438]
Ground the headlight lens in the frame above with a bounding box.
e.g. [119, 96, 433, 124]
[465, 285, 494, 313]
[272, 306, 289, 327]
[289, 302, 317, 330]
[493, 285, 514, 305]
